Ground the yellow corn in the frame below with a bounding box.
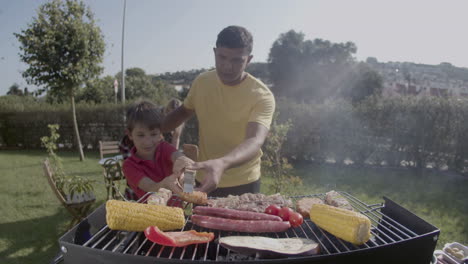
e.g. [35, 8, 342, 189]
[310, 203, 371, 245]
[106, 200, 185, 231]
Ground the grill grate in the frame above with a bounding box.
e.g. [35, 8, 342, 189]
[77, 191, 424, 262]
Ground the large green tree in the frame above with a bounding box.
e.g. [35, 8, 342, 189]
[343, 62, 383, 103]
[77, 75, 116, 104]
[115, 68, 178, 105]
[123, 68, 154, 100]
[268, 30, 357, 102]
[15, 0, 105, 160]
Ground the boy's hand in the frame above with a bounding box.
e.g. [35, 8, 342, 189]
[173, 156, 194, 174]
[159, 173, 183, 194]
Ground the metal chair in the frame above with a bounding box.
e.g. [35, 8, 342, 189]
[102, 158, 126, 200]
[99, 140, 127, 200]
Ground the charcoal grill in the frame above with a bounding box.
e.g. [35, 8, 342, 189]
[56, 191, 439, 264]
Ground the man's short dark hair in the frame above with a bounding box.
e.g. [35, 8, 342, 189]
[126, 100, 163, 131]
[216, 25, 253, 54]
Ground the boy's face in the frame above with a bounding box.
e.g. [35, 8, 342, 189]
[128, 123, 163, 159]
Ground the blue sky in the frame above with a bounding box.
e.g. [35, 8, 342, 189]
[1, 0, 467, 95]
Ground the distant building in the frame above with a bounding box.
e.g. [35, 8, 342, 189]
[368, 60, 468, 98]
[168, 79, 190, 92]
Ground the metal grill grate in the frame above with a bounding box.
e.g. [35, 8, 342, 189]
[79, 191, 422, 261]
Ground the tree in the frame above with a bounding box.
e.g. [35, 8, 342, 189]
[115, 68, 178, 105]
[268, 30, 305, 98]
[114, 68, 152, 101]
[268, 30, 357, 102]
[150, 76, 178, 105]
[77, 75, 115, 103]
[158, 69, 207, 84]
[15, 0, 105, 161]
[344, 63, 383, 103]
[6, 83, 23, 96]
[246, 62, 270, 84]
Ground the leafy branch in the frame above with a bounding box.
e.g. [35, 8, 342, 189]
[41, 124, 94, 201]
[262, 112, 302, 195]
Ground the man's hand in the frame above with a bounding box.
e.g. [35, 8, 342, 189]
[173, 156, 194, 174]
[173, 123, 183, 137]
[189, 159, 226, 194]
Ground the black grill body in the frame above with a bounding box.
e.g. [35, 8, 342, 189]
[58, 193, 440, 264]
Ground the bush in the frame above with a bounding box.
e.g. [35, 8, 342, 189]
[41, 124, 94, 199]
[277, 96, 468, 173]
[2, 95, 467, 174]
[261, 112, 302, 194]
[0, 97, 199, 150]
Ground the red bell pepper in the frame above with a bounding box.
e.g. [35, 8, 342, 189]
[144, 226, 214, 247]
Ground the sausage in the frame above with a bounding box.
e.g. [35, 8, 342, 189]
[193, 206, 283, 221]
[191, 215, 291, 233]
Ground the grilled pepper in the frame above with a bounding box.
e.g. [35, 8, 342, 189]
[144, 226, 214, 247]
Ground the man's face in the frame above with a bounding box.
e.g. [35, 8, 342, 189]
[214, 47, 253, 85]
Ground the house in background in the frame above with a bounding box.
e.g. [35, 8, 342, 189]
[367, 59, 468, 98]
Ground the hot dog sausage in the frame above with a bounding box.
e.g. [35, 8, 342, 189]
[191, 215, 291, 233]
[193, 206, 282, 221]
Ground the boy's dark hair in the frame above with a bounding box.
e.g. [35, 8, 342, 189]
[216, 25, 253, 54]
[126, 100, 163, 131]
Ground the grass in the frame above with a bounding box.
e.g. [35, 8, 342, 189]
[0, 150, 108, 264]
[0, 150, 467, 264]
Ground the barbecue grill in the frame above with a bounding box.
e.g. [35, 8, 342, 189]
[56, 191, 440, 264]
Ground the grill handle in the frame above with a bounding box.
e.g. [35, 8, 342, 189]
[50, 252, 64, 264]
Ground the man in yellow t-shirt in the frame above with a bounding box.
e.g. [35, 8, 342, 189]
[162, 25, 275, 197]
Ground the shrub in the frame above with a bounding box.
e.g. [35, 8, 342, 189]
[262, 112, 302, 194]
[41, 124, 94, 200]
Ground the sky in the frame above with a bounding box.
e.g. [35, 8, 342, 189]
[0, 0, 467, 95]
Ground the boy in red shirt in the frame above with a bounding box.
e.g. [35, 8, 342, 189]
[122, 100, 192, 199]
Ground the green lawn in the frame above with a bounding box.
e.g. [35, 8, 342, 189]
[0, 150, 108, 264]
[0, 150, 467, 264]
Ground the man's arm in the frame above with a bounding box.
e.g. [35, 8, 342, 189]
[161, 105, 194, 133]
[170, 123, 185, 149]
[190, 122, 269, 193]
[220, 122, 269, 169]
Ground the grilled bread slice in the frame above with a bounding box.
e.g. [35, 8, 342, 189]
[324, 191, 354, 211]
[296, 197, 324, 218]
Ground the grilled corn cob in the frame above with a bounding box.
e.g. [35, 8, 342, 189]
[310, 203, 371, 245]
[106, 200, 185, 231]
[179, 191, 208, 205]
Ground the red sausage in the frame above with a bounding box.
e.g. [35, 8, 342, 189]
[191, 215, 291, 233]
[193, 206, 282, 221]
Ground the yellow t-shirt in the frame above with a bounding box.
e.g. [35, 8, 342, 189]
[184, 70, 275, 187]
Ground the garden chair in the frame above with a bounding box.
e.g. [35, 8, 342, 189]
[43, 159, 95, 229]
[102, 158, 127, 200]
[99, 140, 120, 160]
[183, 144, 199, 162]
[99, 140, 126, 200]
